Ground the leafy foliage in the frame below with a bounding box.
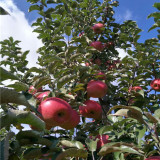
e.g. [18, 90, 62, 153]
[0, 0, 160, 159]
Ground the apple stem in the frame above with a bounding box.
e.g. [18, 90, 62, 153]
[91, 151, 95, 160]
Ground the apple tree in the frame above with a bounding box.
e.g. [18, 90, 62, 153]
[0, 0, 160, 159]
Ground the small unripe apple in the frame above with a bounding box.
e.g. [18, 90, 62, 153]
[79, 100, 102, 120]
[38, 97, 72, 126]
[36, 91, 50, 102]
[145, 156, 160, 160]
[60, 109, 80, 130]
[87, 80, 107, 98]
[90, 41, 104, 51]
[150, 79, 160, 91]
[92, 23, 104, 34]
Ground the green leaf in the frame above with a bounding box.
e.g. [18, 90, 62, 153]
[85, 138, 98, 152]
[26, 67, 45, 74]
[99, 126, 113, 135]
[154, 109, 160, 119]
[55, 148, 88, 159]
[98, 142, 143, 156]
[60, 140, 76, 148]
[28, 5, 40, 12]
[108, 105, 144, 124]
[23, 148, 42, 159]
[0, 7, 10, 15]
[0, 67, 19, 81]
[34, 76, 51, 89]
[64, 26, 72, 36]
[144, 112, 159, 123]
[135, 125, 146, 146]
[153, 2, 160, 10]
[148, 22, 160, 32]
[147, 12, 160, 19]
[0, 87, 31, 107]
[52, 41, 66, 47]
[57, 74, 77, 89]
[1, 109, 45, 130]
[6, 82, 29, 92]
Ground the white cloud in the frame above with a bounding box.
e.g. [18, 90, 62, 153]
[115, 9, 133, 22]
[0, 0, 42, 68]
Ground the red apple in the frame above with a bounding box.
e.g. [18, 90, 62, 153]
[150, 79, 160, 91]
[60, 109, 80, 130]
[145, 156, 160, 160]
[38, 97, 72, 126]
[28, 86, 37, 95]
[92, 23, 104, 34]
[28, 86, 43, 95]
[87, 80, 107, 98]
[89, 134, 110, 149]
[79, 32, 84, 36]
[107, 64, 116, 70]
[94, 58, 101, 65]
[79, 100, 102, 120]
[129, 86, 142, 93]
[90, 41, 104, 51]
[36, 91, 50, 102]
[85, 62, 90, 66]
[96, 135, 110, 149]
[96, 72, 106, 80]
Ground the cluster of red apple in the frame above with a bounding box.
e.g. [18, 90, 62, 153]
[28, 78, 107, 130]
[128, 79, 160, 105]
[29, 86, 80, 130]
[79, 80, 107, 120]
[80, 23, 114, 52]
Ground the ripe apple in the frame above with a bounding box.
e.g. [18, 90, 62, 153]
[79, 32, 84, 36]
[107, 64, 116, 70]
[90, 41, 104, 51]
[87, 80, 107, 98]
[94, 58, 102, 65]
[150, 79, 160, 91]
[38, 97, 72, 126]
[129, 86, 142, 93]
[89, 134, 110, 149]
[28, 86, 37, 95]
[96, 135, 110, 149]
[145, 156, 160, 160]
[28, 86, 43, 95]
[92, 23, 104, 34]
[60, 109, 80, 130]
[96, 72, 106, 80]
[36, 91, 50, 102]
[79, 100, 102, 120]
